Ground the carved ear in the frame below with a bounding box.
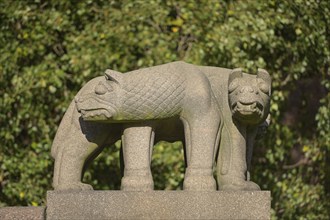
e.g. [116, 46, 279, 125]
[229, 68, 243, 83]
[105, 69, 123, 84]
[257, 68, 271, 85]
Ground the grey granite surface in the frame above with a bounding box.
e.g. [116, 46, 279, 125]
[0, 207, 45, 220]
[47, 190, 270, 220]
[51, 62, 271, 192]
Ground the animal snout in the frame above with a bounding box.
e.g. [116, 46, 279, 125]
[240, 86, 255, 93]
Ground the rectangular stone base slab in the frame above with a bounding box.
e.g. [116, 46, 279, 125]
[47, 190, 270, 220]
[0, 207, 45, 220]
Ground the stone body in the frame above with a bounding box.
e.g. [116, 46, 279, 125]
[51, 61, 271, 191]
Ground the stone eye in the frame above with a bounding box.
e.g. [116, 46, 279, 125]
[95, 83, 108, 95]
[228, 80, 239, 93]
[258, 82, 269, 94]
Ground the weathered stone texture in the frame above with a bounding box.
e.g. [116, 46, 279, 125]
[52, 62, 272, 192]
[47, 190, 270, 220]
[0, 207, 45, 220]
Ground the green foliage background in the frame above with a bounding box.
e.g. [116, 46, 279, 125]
[0, 0, 329, 219]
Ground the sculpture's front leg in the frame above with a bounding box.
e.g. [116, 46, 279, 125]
[181, 111, 220, 191]
[121, 124, 155, 191]
[217, 120, 260, 190]
[52, 101, 120, 191]
[246, 126, 258, 181]
[180, 87, 220, 191]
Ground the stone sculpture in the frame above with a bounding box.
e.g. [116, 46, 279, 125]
[51, 61, 271, 191]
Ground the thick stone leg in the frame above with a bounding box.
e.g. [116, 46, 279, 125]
[121, 125, 154, 191]
[217, 121, 260, 191]
[246, 127, 258, 181]
[52, 104, 98, 190]
[55, 140, 98, 191]
[182, 108, 219, 191]
[52, 102, 115, 191]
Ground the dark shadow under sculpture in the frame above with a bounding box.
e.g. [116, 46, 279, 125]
[51, 61, 271, 191]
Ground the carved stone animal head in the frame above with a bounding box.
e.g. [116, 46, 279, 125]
[75, 70, 123, 121]
[228, 68, 271, 125]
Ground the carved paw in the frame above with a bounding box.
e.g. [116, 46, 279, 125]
[55, 182, 93, 191]
[121, 176, 154, 191]
[183, 175, 217, 191]
[219, 180, 260, 191]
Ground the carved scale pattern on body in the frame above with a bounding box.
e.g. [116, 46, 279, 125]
[120, 68, 186, 120]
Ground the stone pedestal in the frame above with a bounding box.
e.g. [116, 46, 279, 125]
[0, 207, 45, 220]
[47, 190, 270, 220]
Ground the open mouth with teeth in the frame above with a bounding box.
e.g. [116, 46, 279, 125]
[79, 109, 113, 121]
[231, 101, 263, 117]
[75, 96, 116, 121]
